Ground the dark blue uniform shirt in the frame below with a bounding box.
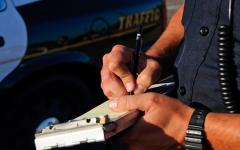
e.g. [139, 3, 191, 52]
[175, 0, 240, 112]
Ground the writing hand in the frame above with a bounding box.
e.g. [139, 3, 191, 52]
[101, 45, 162, 99]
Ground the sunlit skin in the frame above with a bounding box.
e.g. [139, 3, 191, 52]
[101, 3, 240, 150]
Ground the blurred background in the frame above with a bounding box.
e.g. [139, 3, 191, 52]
[0, 0, 182, 149]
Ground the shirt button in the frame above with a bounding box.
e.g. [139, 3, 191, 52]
[179, 86, 186, 96]
[199, 26, 209, 36]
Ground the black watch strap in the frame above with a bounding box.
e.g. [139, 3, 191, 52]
[185, 109, 210, 150]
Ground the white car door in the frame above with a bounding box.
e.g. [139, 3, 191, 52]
[0, 0, 27, 82]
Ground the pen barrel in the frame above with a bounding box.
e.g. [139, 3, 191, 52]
[129, 25, 142, 95]
[132, 36, 142, 78]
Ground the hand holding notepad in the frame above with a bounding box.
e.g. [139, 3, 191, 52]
[34, 100, 139, 150]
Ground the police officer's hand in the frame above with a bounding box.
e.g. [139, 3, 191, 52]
[108, 93, 194, 150]
[101, 45, 162, 99]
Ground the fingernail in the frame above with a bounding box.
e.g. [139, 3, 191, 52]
[109, 100, 118, 109]
[134, 84, 145, 94]
[125, 82, 135, 92]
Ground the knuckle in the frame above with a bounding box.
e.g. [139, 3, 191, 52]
[112, 44, 126, 52]
[103, 88, 113, 98]
[147, 93, 159, 106]
[111, 45, 133, 63]
[101, 82, 108, 93]
[101, 71, 111, 81]
[100, 81, 107, 90]
[100, 82, 104, 89]
[100, 69, 104, 76]
[100, 66, 106, 75]
[102, 53, 109, 63]
[108, 61, 119, 72]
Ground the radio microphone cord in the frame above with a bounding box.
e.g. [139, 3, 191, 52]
[218, 0, 239, 113]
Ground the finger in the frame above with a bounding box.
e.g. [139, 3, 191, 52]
[101, 71, 127, 98]
[108, 45, 136, 92]
[109, 93, 158, 112]
[101, 54, 127, 98]
[134, 59, 162, 94]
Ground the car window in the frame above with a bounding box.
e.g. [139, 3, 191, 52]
[0, 0, 6, 12]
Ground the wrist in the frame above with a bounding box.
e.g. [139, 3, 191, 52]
[143, 53, 174, 78]
[145, 47, 165, 58]
[178, 106, 194, 145]
[168, 103, 194, 145]
[184, 108, 210, 150]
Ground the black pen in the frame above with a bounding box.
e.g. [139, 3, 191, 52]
[129, 25, 143, 95]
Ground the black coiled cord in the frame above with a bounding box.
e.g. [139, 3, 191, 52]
[218, 25, 239, 113]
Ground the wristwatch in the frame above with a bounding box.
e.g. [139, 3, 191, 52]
[184, 109, 210, 150]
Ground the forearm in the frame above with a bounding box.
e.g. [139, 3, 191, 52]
[205, 113, 240, 149]
[146, 4, 184, 58]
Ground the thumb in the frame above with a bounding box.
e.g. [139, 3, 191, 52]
[134, 58, 162, 94]
[108, 93, 155, 112]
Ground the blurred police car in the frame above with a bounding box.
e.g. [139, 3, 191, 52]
[0, 0, 166, 149]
